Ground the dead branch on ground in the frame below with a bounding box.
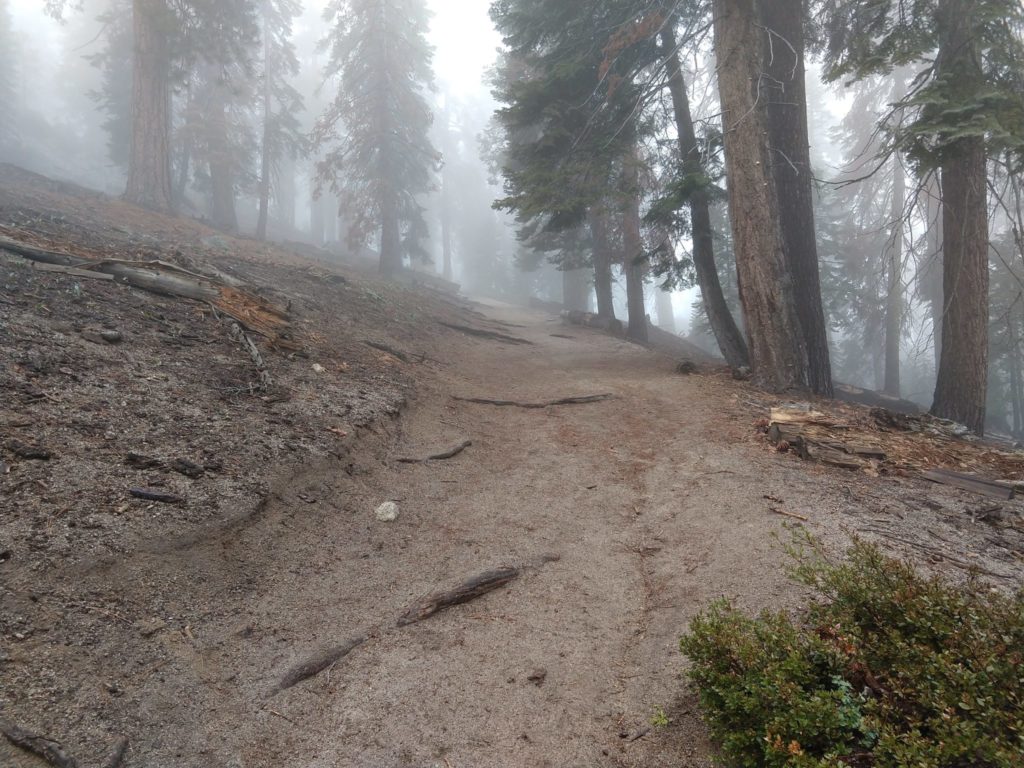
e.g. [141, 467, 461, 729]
[273, 635, 368, 694]
[438, 322, 533, 345]
[1, 721, 78, 768]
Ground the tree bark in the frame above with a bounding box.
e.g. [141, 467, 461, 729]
[380, 183, 403, 276]
[931, 0, 989, 435]
[126, 0, 173, 213]
[760, 0, 832, 395]
[883, 146, 905, 397]
[589, 207, 616, 320]
[662, 27, 749, 367]
[208, 99, 238, 234]
[713, 0, 807, 391]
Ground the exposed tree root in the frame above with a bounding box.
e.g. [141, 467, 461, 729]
[397, 440, 472, 464]
[452, 394, 615, 409]
[273, 636, 368, 694]
[438, 322, 533, 345]
[1, 721, 78, 768]
[397, 567, 520, 627]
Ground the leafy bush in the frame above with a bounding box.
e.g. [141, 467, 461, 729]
[680, 542, 1024, 767]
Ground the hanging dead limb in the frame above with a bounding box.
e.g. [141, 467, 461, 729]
[273, 635, 368, 694]
[452, 394, 615, 409]
[397, 440, 472, 464]
[438, 322, 534, 345]
[228, 321, 274, 392]
[397, 567, 520, 627]
[1, 721, 79, 768]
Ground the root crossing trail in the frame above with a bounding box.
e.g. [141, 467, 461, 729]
[4, 301, 811, 768]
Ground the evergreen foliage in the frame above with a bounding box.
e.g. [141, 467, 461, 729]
[315, 0, 439, 272]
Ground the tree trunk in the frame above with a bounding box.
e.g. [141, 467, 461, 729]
[662, 27, 749, 367]
[562, 268, 591, 312]
[310, 173, 325, 246]
[208, 101, 238, 234]
[380, 184, 402, 276]
[277, 156, 296, 231]
[923, 172, 945, 369]
[655, 288, 676, 334]
[883, 147, 905, 397]
[623, 153, 649, 344]
[760, 0, 832, 395]
[931, 0, 989, 435]
[589, 207, 616, 320]
[126, 0, 173, 213]
[713, 0, 807, 391]
[256, 12, 272, 242]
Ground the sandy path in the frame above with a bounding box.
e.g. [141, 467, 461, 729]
[4, 301, 817, 768]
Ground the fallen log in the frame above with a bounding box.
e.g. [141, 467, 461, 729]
[397, 440, 472, 464]
[922, 469, 1016, 501]
[453, 394, 614, 409]
[438, 322, 533, 345]
[0, 233, 290, 341]
[1, 721, 78, 768]
[274, 635, 367, 694]
[397, 567, 520, 627]
[30, 262, 115, 281]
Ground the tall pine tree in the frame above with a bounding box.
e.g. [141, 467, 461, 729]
[0, 0, 17, 158]
[315, 0, 439, 276]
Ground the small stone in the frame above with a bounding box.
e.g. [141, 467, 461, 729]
[375, 501, 400, 522]
[675, 360, 698, 375]
[100, 329, 124, 344]
[136, 618, 167, 638]
[312, 363, 325, 374]
[732, 365, 752, 381]
[527, 668, 547, 686]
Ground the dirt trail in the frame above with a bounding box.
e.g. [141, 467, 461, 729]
[10, 297, 1011, 768]
[11, 299, 823, 768]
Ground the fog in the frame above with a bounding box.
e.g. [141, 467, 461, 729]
[1, 0, 1021, 434]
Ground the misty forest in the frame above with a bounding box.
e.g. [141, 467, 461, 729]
[1, 1, 1024, 766]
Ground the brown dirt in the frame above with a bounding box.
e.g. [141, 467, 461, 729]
[2, 168, 1023, 768]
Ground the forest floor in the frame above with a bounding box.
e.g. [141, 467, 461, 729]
[2, 164, 1024, 768]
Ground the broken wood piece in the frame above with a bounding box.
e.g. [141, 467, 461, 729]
[397, 567, 520, 627]
[125, 453, 163, 470]
[169, 458, 205, 478]
[397, 440, 472, 464]
[438, 322, 533, 345]
[769, 406, 832, 425]
[274, 635, 367, 693]
[100, 736, 129, 768]
[130, 488, 185, 505]
[228, 321, 273, 391]
[453, 394, 614, 409]
[6, 439, 52, 460]
[1, 720, 79, 768]
[921, 469, 1015, 500]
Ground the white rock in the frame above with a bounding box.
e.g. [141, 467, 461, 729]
[375, 501, 400, 522]
[312, 363, 325, 374]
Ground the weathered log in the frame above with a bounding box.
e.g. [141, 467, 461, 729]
[922, 469, 1016, 500]
[453, 394, 614, 409]
[274, 635, 367, 693]
[1, 721, 78, 768]
[397, 567, 520, 627]
[397, 440, 472, 464]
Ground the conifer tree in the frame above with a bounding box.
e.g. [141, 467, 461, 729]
[315, 0, 439, 276]
[0, 0, 17, 157]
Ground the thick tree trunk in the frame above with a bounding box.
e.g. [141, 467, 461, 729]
[441, 183, 453, 281]
[589, 208, 616, 320]
[562, 268, 591, 312]
[277, 157, 296, 231]
[126, 0, 173, 213]
[883, 149, 905, 397]
[380, 185, 403, 276]
[310, 173, 325, 246]
[931, 0, 989, 435]
[256, 15, 272, 242]
[713, 0, 807, 391]
[662, 27, 749, 368]
[760, 0, 832, 395]
[623, 155, 649, 344]
[208, 101, 238, 234]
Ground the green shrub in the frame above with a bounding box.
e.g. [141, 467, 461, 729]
[680, 542, 1024, 767]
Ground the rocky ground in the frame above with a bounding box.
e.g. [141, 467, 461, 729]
[1, 165, 1022, 767]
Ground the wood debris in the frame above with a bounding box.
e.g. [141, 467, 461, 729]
[397, 567, 520, 627]
[453, 394, 615, 409]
